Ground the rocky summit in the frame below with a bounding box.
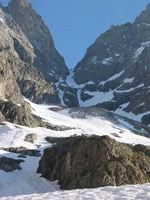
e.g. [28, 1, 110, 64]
[72, 3, 150, 124]
[8, 0, 68, 83]
[0, 0, 78, 107]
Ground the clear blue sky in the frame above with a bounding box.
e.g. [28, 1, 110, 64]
[1, 0, 150, 68]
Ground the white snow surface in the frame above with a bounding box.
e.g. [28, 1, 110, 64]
[91, 56, 100, 65]
[81, 90, 114, 106]
[134, 41, 150, 60]
[123, 77, 134, 83]
[115, 83, 144, 93]
[1, 183, 150, 200]
[100, 70, 124, 86]
[101, 57, 113, 65]
[115, 106, 150, 122]
[91, 56, 113, 65]
[0, 99, 150, 199]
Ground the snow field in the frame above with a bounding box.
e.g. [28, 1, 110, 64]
[0, 99, 150, 199]
[1, 183, 150, 200]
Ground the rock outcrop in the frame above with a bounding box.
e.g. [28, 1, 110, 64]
[0, 156, 24, 172]
[0, 99, 74, 129]
[37, 135, 150, 189]
[24, 133, 38, 143]
[0, 100, 40, 127]
[2, 146, 41, 157]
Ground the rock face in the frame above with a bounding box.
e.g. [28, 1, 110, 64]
[0, 6, 25, 105]
[37, 135, 150, 190]
[7, 0, 78, 107]
[72, 3, 150, 123]
[0, 2, 59, 105]
[8, 0, 68, 83]
[0, 100, 41, 127]
[0, 0, 78, 107]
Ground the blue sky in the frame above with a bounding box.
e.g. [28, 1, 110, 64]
[1, 0, 150, 67]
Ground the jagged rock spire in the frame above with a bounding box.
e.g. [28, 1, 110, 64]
[8, 0, 69, 83]
[8, 0, 30, 7]
[134, 3, 150, 24]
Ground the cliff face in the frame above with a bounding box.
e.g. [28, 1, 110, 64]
[0, 6, 24, 104]
[0, 5, 60, 104]
[0, 0, 78, 106]
[72, 3, 150, 124]
[8, 0, 69, 83]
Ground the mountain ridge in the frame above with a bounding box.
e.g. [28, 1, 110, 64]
[71, 3, 150, 124]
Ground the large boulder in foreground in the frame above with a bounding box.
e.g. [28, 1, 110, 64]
[37, 135, 150, 190]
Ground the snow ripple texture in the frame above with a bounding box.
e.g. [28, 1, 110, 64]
[1, 183, 150, 200]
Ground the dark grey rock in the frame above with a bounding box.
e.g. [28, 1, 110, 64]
[45, 136, 77, 146]
[18, 155, 26, 158]
[0, 156, 24, 172]
[141, 114, 150, 125]
[2, 146, 41, 157]
[24, 133, 38, 143]
[48, 106, 66, 112]
[81, 91, 93, 102]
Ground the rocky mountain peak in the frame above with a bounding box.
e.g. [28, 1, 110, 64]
[8, 0, 31, 8]
[134, 3, 150, 24]
[8, 0, 69, 83]
[0, 1, 2, 7]
[145, 2, 150, 11]
[72, 2, 150, 125]
[0, 0, 78, 107]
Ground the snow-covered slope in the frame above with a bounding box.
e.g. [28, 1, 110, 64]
[0, 99, 150, 199]
[66, 68, 150, 123]
[1, 183, 150, 200]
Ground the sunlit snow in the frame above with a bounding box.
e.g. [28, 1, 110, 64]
[0, 99, 150, 199]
